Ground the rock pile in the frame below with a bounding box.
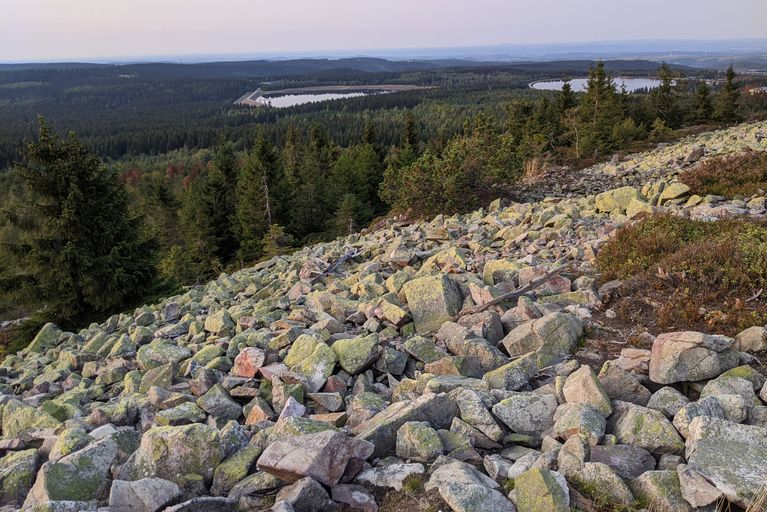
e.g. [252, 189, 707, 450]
[1, 122, 767, 511]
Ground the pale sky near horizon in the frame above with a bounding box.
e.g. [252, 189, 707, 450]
[2, 0, 766, 62]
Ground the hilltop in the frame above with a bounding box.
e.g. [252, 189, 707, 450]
[1, 121, 766, 511]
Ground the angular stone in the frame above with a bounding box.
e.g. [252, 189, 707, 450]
[630, 470, 690, 512]
[108, 478, 182, 512]
[24, 437, 119, 505]
[609, 401, 684, 456]
[403, 335, 446, 363]
[332, 333, 379, 375]
[686, 415, 767, 507]
[492, 392, 558, 436]
[196, 384, 242, 420]
[402, 275, 462, 334]
[501, 312, 583, 367]
[205, 309, 235, 337]
[646, 387, 690, 418]
[331, 484, 378, 512]
[672, 396, 725, 439]
[0, 448, 37, 506]
[353, 393, 457, 458]
[231, 347, 266, 378]
[274, 476, 333, 512]
[553, 403, 605, 446]
[26, 322, 63, 353]
[396, 421, 443, 462]
[595, 186, 640, 213]
[597, 360, 651, 406]
[211, 447, 261, 496]
[583, 444, 654, 483]
[426, 461, 514, 512]
[257, 430, 373, 486]
[355, 462, 425, 491]
[118, 424, 225, 487]
[649, 331, 739, 384]
[735, 325, 767, 352]
[514, 468, 570, 512]
[677, 464, 723, 508]
[563, 365, 612, 417]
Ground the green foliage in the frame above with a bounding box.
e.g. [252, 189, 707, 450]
[650, 63, 681, 128]
[714, 65, 741, 123]
[380, 114, 520, 216]
[680, 151, 767, 197]
[692, 80, 714, 121]
[180, 140, 239, 279]
[236, 131, 280, 263]
[260, 224, 294, 259]
[649, 118, 671, 142]
[334, 193, 371, 236]
[0, 119, 156, 328]
[578, 62, 623, 155]
[596, 214, 767, 334]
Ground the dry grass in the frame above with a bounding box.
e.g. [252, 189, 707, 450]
[596, 214, 767, 336]
[680, 151, 767, 197]
[747, 483, 767, 512]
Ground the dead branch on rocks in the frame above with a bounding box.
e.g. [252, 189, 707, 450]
[457, 263, 572, 318]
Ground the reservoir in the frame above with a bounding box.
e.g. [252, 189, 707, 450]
[531, 77, 663, 92]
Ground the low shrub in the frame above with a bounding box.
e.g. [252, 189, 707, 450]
[596, 214, 767, 335]
[680, 151, 767, 197]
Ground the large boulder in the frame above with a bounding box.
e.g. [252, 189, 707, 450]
[608, 401, 684, 456]
[353, 393, 457, 458]
[425, 461, 514, 512]
[402, 275, 462, 334]
[332, 333, 380, 375]
[24, 437, 120, 505]
[594, 186, 640, 213]
[514, 468, 570, 512]
[492, 392, 558, 436]
[563, 365, 612, 417]
[649, 331, 739, 384]
[26, 322, 63, 353]
[500, 312, 583, 366]
[108, 478, 182, 512]
[0, 448, 37, 506]
[686, 415, 767, 507]
[118, 424, 225, 487]
[395, 421, 443, 462]
[257, 430, 373, 486]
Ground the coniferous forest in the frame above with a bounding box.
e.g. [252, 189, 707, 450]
[1, 58, 766, 343]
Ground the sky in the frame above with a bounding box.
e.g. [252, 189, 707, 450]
[2, 0, 766, 62]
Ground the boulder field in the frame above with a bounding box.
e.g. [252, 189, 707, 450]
[1, 121, 767, 511]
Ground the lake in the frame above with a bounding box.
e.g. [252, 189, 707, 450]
[257, 92, 370, 108]
[531, 77, 663, 92]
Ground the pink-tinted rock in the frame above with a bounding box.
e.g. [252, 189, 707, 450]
[257, 431, 374, 486]
[231, 348, 266, 378]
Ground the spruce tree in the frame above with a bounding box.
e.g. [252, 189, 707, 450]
[578, 62, 621, 155]
[558, 79, 577, 114]
[181, 140, 238, 276]
[714, 65, 740, 123]
[651, 63, 680, 127]
[693, 81, 713, 121]
[333, 193, 369, 236]
[0, 119, 156, 327]
[235, 131, 279, 262]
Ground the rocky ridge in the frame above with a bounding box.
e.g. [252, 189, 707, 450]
[1, 121, 767, 512]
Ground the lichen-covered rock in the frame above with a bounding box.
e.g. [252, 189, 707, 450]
[402, 274, 462, 334]
[211, 447, 261, 496]
[514, 467, 570, 512]
[426, 461, 514, 512]
[589, 444, 656, 480]
[204, 309, 235, 337]
[501, 312, 583, 367]
[118, 423, 225, 487]
[649, 331, 739, 384]
[0, 448, 37, 506]
[395, 421, 443, 462]
[108, 477, 182, 512]
[257, 430, 373, 486]
[630, 470, 691, 512]
[563, 365, 612, 417]
[355, 462, 425, 491]
[353, 393, 457, 458]
[594, 186, 639, 213]
[646, 386, 690, 418]
[553, 403, 605, 446]
[686, 415, 767, 507]
[332, 333, 380, 375]
[24, 437, 120, 505]
[26, 322, 64, 353]
[571, 462, 634, 506]
[609, 401, 684, 456]
[492, 392, 558, 436]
